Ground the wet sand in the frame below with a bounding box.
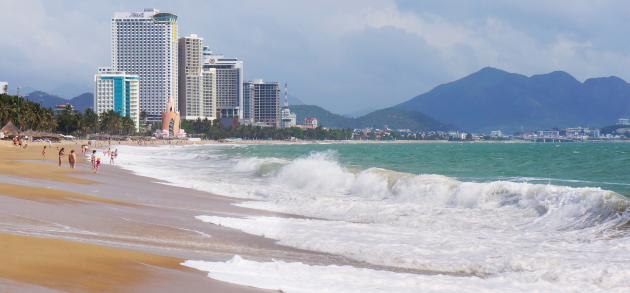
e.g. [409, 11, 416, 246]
[0, 140, 448, 291]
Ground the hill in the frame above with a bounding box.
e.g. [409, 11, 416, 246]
[25, 91, 93, 112]
[290, 105, 449, 130]
[396, 67, 630, 132]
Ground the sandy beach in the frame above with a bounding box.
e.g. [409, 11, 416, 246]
[0, 140, 284, 292]
[0, 140, 418, 292]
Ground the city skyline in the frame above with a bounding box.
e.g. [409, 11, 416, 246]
[2, 0, 630, 114]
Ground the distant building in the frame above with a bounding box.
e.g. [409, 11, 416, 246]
[242, 82, 254, 123]
[489, 130, 503, 137]
[279, 83, 297, 128]
[304, 117, 319, 129]
[203, 47, 243, 120]
[618, 118, 630, 126]
[178, 34, 214, 120]
[0, 82, 7, 95]
[537, 130, 560, 139]
[111, 9, 178, 122]
[565, 127, 600, 139]
[94, 67, 140, 130]
[53, 103, 74, 115]
[247, 79, 280, 127]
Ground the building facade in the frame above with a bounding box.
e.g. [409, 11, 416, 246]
[203, 47, 243, 120]
[178, 34, 204, 120]
[280, 83, 296, 128]
[0, 82, 7, 95]
[94, 67, 140, 130]
[242, 82, 254, 123]
[249, 79, 280, 127]
[111, 8, 178, 122]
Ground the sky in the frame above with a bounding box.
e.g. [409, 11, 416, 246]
[1, 0, 629, 114]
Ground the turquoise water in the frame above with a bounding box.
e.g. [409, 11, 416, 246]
[224, 142, 630, 196]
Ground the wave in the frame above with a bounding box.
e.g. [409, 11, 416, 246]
[236, 151, 630, 232]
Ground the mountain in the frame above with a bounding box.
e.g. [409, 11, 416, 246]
[25, 91, 93, 112]
[290, 105, 354, 128]
[396, 67, 630, 132]
[290, 105, 449, 130]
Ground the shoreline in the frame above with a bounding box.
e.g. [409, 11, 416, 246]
[0, 140, 457, 292]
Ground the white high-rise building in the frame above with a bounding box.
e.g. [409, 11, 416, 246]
[178, 34, 204, 120]
[94, 67, 140, 130]
[203, 47, 243, 120]
[0, 82, 7, 95]
[111, 8, 178, 122]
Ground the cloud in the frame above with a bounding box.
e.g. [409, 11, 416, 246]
[1, 0, 629, 112]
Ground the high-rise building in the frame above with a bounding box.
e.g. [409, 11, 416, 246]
[242, 82, 254, 123]
[203, 47, 243, 120]
[111, 8, 178, 122]
[94, 67, 140, 130]
[249, 79, 280, 127]
[178, 34, 204, 120]
[0, 82, 7, 95]
[202, 67, 217, 120]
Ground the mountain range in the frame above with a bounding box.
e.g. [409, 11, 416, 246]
[21, 67, 630, 132]
[25, 91, 93, 112]
[396, 67, 630, 132]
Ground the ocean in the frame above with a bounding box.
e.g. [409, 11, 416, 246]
[116, 142, 630, 292]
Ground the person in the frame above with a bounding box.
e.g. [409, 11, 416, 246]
[68, 150, 76, 169]
[110, 149, 117, 165]
[91, 150, 97, 170]
[42, 146, 47, 160]
[93, 156, 101, 174]
[58, 148, 65, 167]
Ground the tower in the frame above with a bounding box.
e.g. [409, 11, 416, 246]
[112, 9, 178, 122]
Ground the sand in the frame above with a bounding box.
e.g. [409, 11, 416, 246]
[0, 140, 281, 292]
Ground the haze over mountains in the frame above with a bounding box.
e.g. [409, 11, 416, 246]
[21, 67, 630, 132]
[397, 67, 630, 132]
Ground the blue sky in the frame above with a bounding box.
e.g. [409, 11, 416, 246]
[1, 0, 629, 114]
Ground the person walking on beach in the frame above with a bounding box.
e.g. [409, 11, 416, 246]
[42, 146, 47, 160]
[58, 148, 65, 167]
[68, 150, 76, 169]
[91, 150, 97, 170]
[93, 156, 101, 174]
[109, 149, 117, 165]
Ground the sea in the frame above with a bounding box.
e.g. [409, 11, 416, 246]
[116, 142, 630, 292]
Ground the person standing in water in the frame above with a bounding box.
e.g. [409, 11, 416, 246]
[58, 148, 65, 167]
[68, 150, 76, 169]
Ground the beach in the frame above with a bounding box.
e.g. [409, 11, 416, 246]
[0, 141, 298, 292]
[2, 140, 629, 292]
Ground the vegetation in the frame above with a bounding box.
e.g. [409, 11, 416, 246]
[0, 94, 135, 136]
[181, 118, 353, 140]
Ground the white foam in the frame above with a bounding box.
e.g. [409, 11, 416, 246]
[115, 146, 630, 291]
[182, 255, 619, 293]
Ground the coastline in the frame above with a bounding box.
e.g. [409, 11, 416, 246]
[0, 140, 449, 292]
[0, 141, 282, 292]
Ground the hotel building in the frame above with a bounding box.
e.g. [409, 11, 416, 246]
[111, 8, 178, 122]
[203, 47, 243, 120]
[247, 79, 280, 127]
[178, 34, 206, 120]
[94, 67, 140, 130]
[0, 82, 7, 95]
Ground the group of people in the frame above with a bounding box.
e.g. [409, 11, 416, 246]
[54, 147, 77, 169]
[12, 136, 28, 149]
[45, 144, 118, 174]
